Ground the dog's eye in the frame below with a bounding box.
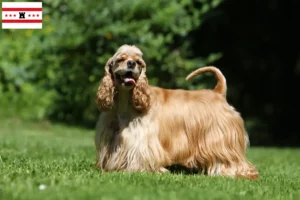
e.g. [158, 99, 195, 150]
[117, 59, 124, 63]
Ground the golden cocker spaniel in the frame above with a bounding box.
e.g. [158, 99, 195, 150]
[95, 44, 258, 179]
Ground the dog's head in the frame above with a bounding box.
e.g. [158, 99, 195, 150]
[96, 45, 150, 112]
[109, 45, 146, 89]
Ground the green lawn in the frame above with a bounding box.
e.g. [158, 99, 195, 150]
[0, 118, 300, 200]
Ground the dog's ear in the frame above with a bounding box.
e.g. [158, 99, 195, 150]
[132, 57, 150, 111]
[132, 76, 151, 112]
[96, 57, 115, 111]
[104, 57, 113, 75]
[138, 58, 146, 69]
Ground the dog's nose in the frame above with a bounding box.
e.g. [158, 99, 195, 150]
[127, 60, 136, 69]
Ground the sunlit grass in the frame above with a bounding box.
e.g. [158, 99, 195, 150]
[0, 118, 300, 200]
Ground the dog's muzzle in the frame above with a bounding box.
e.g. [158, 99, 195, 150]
[115, 69, 138, 86]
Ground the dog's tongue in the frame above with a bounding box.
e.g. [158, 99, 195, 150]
[124, 78, 136, 85]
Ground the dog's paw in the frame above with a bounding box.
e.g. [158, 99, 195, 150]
[157, 167, 170, 174]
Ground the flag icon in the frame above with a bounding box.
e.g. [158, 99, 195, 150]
[2, 2, 42, 29]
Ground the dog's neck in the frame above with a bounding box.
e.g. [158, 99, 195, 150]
[115, 88, 133, 127]
[116, 89, 132, 113]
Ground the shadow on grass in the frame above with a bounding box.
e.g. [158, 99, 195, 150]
[167, 165, 202, 175]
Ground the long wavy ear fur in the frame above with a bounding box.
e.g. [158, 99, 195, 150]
[132, 77, 151, 112]
[96, 58, 115, 111]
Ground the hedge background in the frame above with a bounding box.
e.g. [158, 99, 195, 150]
[1, 0, 299, 146]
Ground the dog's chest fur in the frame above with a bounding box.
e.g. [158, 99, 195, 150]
[98, 109, 167, 171]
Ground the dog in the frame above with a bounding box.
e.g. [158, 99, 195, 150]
[95, 44, 258, 178]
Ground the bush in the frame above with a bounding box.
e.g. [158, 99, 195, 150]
[0, 0, 222, 126]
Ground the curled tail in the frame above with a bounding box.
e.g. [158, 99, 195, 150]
[185, 66, 227, 97]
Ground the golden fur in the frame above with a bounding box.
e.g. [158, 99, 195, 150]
[95, 44, 258, 178]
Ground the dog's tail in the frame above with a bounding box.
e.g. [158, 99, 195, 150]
[185, 66, 227, 96]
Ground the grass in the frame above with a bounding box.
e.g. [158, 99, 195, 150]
[0, 118, 300, 200]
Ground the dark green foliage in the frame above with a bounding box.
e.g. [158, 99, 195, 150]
[0, 0, 222, 126]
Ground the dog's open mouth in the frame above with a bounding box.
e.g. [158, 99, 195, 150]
[115, 71, 137, 86]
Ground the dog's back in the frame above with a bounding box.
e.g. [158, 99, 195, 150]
[149, 85, 257, 178]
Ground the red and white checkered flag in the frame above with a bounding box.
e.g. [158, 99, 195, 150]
[2, 2, 42, 29]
